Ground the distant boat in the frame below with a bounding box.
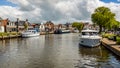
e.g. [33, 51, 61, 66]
[79, 29, 102, 47]
[54, 28, 70, 34]
[73, 29, 79, 33]
[21, 29, 40, 38]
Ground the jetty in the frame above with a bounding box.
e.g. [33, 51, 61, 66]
[101, 38, 120, 56]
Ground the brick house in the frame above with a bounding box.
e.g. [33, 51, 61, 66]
[0, 18, 8, 32]
[44, 21, 54, 32]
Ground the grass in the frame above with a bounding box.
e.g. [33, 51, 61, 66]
[0, 32, 20, 36]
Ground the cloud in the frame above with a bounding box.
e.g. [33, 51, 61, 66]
[0, 0, 119, 23]
[0, 6, 23, 20]
[118, 0, 120, 2]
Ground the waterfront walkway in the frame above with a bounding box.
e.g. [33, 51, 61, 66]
[102, 38, 120, 56]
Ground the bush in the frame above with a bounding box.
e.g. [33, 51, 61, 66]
[102, 33, 115, 40]
[116, 37, 120, 45]
[10, 32, 18, 35]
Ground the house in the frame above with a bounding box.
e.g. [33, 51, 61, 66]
[44, 21, 54, 32]
[39, 23, 45, 32]
[31, 23, 41, 32]
[6, 20, 16, 32]
[14, 19, 33, 32]
[6, 19, 33, 32]
[0, 18, 9, 32]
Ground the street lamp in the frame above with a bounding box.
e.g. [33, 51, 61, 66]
[16, 18, 19, 32]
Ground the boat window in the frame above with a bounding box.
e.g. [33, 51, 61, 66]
[93, 32, 98, 35]
[82, 32, 98, 35]
[82, 32, 89, 35]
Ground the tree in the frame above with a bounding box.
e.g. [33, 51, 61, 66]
[72, 22, 84, 32]
[112, 21, 120, 32]
[24, 19, 28, 30]
[91, 6, 116, 33]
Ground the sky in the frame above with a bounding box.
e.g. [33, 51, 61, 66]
[0, 0, 120, 24]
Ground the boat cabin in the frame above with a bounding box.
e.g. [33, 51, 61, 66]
[81, 30, 99, 36]
[25, 30, 38, 33]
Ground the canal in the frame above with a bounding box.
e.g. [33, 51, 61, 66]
[0, 33, 120, 68]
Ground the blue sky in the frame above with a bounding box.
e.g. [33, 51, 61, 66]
[101, 0, 120, 3]
[0, 0, 120, 7]
[0, 0, 16, 7]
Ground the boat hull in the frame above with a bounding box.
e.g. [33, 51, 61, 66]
[22, 33, 40, 38]
[79, 38, 101, 47]
[54, 29, 62, 34]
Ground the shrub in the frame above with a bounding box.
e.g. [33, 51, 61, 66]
[102, 33, 115, 39]
[116, 37, 120, 45]
[0, 32, 8, 36]
[10, 32, 18, 35]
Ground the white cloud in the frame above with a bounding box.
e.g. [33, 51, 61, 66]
[118, 0, 120, 2]
[0, 0, 119, 23]
[104, 2, 120, 22]
[0, 6, 23, 20]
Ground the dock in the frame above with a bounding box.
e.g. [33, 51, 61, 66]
[101, 38, 120, 56]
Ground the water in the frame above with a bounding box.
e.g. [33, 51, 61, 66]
[0, 33, 119, 68]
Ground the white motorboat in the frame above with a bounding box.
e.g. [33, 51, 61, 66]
[21, 29, 40, 38]
[79, 29, 102, 47]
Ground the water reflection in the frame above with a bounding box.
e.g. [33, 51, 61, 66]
[0, 34, 119, 68]
[78, 45, 120, 68]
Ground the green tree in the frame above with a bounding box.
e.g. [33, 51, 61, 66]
[91, 6, 116, 33]
[24, 19, 28, 30]
[112, 21, 120, 32]
[72, 22, 84, 32]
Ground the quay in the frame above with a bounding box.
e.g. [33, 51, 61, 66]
[101, 38, 120, 56]
[40, 32, 54, 35]
[0, 35, 21, 40]
[0, 32, 54, 40]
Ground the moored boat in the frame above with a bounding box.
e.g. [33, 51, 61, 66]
[21, 29, 40, 38]
[54, 28, 71, 34]
[79, 29, 102, 47]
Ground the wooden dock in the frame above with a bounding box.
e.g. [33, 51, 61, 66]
[101, 38, 120, 56]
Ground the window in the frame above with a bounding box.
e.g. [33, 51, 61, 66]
[0, 22, 1, 25]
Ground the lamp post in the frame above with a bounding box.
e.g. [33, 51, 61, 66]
[16, 18, 19, 32]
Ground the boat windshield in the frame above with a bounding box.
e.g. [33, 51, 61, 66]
[82, 32, 98, 35]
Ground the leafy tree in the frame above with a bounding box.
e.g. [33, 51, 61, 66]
[91, 6, 116, 33]
[24, 19, 28, 30]
[24, 22, 28, 30]
[72, 22, 84, 32]
[112, 21, 120, 32]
